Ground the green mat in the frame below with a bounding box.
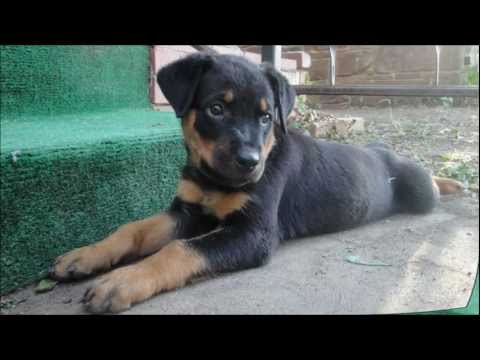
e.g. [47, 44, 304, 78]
[0, 110, 186, 294]
[0, 45, 190, 294]
[1, 110, 181, 153]
[1, 45, 151, 116]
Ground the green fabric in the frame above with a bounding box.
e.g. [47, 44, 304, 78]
[0, 45, 189, 294]
[0, 110, 185, 294]
[1, 45, 151, 117]
[1, 110, 181, 153]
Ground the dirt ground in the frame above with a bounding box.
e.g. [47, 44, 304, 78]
[296, 105, 479, 195]
[1, 105, 478, 315]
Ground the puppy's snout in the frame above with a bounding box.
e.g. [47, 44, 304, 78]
[235, 148, 260, 170]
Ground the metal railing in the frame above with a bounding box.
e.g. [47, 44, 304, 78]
[263, 45, 478, 98]
[192, 45, 478, 98]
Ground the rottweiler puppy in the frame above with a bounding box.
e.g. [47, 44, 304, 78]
[50, 53, 463, 313]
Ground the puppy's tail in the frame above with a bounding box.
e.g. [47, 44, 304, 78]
[432, 176, 464, 195]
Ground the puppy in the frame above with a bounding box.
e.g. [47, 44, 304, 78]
[50, 53, 463, 313]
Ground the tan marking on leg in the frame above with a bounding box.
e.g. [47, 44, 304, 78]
[51, 213, 176, 280]
[259, 97, 268, 112]
[224, 89, 234, 103]
[177, 179, 250, 219]
[137, 214, 178, 256]
[83, 240, 207, 313]
[433, 176, 464, 195]
[182, 111, 215, 167]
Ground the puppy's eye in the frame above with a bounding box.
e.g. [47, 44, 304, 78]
[260, 113, 272, 126]
[208, 103, 224, 117]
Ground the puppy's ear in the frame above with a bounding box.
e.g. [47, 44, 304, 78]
[157, 53, 213, 118]
[261, 63, 296, 134]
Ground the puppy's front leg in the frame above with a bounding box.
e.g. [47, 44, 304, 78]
[50, 199, 216, 281]
[83, 224, 275, 313]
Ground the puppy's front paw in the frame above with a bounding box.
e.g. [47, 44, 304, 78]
[49, 245, 109, 281]
[82, 266, 156, 314]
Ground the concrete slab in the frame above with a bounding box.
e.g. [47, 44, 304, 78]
[2, 193, 478, 315]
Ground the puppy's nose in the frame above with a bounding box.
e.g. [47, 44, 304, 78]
[235, 149, 260, 170]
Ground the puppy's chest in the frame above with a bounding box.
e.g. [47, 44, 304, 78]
[177, 179, 250, 220]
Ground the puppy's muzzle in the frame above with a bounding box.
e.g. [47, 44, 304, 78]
[235, 148, 260, 172]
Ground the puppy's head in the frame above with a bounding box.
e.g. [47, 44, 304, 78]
[157, 53, 295, 188]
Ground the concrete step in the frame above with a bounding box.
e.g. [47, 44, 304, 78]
[1, 194, 478, 314]
[0, 109, 185, 294]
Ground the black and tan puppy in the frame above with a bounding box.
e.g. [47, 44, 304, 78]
[50, 53, 463, 313]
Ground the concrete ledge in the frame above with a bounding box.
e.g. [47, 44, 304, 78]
[283, 51, 312, 70]
[2, 193, 478, 314]
[150, 46, 304, 105]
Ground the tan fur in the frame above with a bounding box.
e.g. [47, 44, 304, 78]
[177, 179, 250, 219]
[176, 179, 205, 204]
[259, 97, 268, 112]
[261, 126, 276, 158]
[52, 213, 176, 279]
[224, 89, 234, 103]
[182, 111, 215, 167]
[432, 176, 464, 195]
[144, 240, 206, 290]
[84, 240, 206, 313]
[206, 192, 251, 219]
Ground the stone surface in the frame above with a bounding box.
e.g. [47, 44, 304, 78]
[283, 51, 312, 69]
[302, 45, 470, 108]
[375, 46, 437, 74]
[152, 46, 301, 105]
[2, 194, 477, 315]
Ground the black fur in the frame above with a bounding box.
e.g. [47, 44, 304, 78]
[260, 62, 296, 134]
[157, 53, 214, 118]
[157, 54, 439, 276]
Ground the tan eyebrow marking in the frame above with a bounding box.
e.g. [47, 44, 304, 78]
[259, 98, 268, 112]
[224, 90, 234, 103]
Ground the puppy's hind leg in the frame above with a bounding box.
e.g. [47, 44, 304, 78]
[394, 159, 464, 214]
[393, 160, 440, 214]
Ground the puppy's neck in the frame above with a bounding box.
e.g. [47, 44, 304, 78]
[181, 163, 256, 194]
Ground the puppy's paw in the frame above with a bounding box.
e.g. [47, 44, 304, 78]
[433, 176, 464, 195]
[82, 266, 156, 314]
[49, 245, 109, 281]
